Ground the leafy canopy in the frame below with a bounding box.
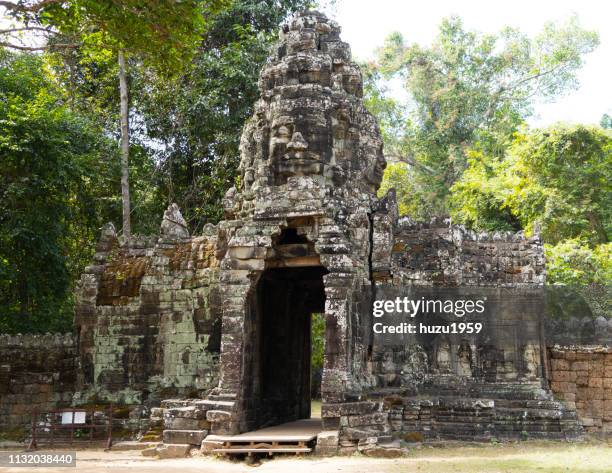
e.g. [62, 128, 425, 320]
[2, 0, 226, 67]
[374, 15, 599, 213]
[132, 0, 312, 229]
[450, 125, 611, 246]
[0, 48, 119, 333]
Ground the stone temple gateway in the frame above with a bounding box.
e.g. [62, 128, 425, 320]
[68, 11, 604, 454]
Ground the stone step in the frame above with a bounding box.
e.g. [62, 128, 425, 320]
[434, 414, 494, 423]
[163, 429, 208, 445]
[106, 441, 161, 451]
[420, 383, 550, 401]
[206, 392, 237, 402]
[156, 443, 192, 459]
[165, 406, 207, 418]
[493, 423, 562, 433]
[495, 399, 564, 409]
[494, 407, 562, 420]
[161, 399, 198, 409]
[164, 416, 210, 431]
[433, 421, 492, 429]
[195, 399, 235, 410]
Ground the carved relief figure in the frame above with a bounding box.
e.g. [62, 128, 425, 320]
[436, 339, 452, 373]
[457, 341, 472, 377]
[523, 344, 540, 380]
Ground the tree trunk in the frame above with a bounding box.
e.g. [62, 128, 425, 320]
[118, 49, 131, 238]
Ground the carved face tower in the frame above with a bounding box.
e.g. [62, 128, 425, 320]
[225, 11, 386, 218]
[215, 11, 387, 434]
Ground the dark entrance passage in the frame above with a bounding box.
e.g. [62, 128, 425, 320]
[247, 266, 326, 430]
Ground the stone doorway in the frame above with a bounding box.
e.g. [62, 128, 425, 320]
[245, 266, 327, 431]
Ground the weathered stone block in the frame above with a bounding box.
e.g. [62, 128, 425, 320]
[156, 443, 191, 459]
[572, 361, 589, 371]
[201, 438, 224, 453]
[206, 410, 231, 422]
[342, 427, 385, 440]
[322, 401, 376, 417]
[347, 412, 388, 427]
[141, 447, 158, 457]
[316, 430, 339, 447]
[163, 430, 207, 445]
[588, 378, 603, 388]
[551, 359, 570, 371]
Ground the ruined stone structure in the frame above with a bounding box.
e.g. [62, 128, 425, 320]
[64, 11, 610, 452]
[549, 347, 612, 433]
[0, 334, 76, 435]
[75, 210, 221, 404]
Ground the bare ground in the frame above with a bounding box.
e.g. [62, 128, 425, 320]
[1, 441, 611, 473]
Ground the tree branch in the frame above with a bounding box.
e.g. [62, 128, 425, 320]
[0, 40, 78, 50]
[0, 26, 54, 35]
[0, 0, 65, 13]
[499, 64, 563, 97]
[387, 154, 436, 174]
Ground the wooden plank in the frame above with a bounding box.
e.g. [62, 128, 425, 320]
[208, 435, 316, 442]
[220, 442, 300, 450]
[213, 448, 311, 454]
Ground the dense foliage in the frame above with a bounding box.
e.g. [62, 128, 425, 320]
[0, 50, 119, 332]
[1, 0, 222, 63]
[375, 16, 599, 217]
[133, 0, 312, 229]
[367, 17, 610, 315]
[450, 125, 611, 245]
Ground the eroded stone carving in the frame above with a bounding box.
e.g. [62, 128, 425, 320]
[161, 203, 190, 239]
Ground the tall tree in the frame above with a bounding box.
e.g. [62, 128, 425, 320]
[1, 0, 228, 237]
[0, 48, 119, 333]
[373, 15, 599, 215]
[117, 49, 130, 236]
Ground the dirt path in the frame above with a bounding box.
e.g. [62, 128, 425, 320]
[0, 442, 610, 473]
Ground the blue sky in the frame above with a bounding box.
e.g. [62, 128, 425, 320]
[324, 0, 611, 126]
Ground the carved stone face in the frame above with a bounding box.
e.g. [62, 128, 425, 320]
[268, 104, 332, 184]
[239, 96, 385, 193]
[365, 142, 386, 189]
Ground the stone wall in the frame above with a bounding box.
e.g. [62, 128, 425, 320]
[75, 206, 222, 405]
[549, 346, 612, 433]
[369, 215, 549, 388]
[390, 218, 545, 287]
[0, 333, 76, 435]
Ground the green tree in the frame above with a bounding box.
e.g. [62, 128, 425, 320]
[545, 240, 611, 319]
[545, 240, 611, 286]
[361, 61, 408, 158]
[451, 125, 611, 245]
[375, 16, 599, 215]
[377, 163, 433, 219]
[0, 49, 119, 333]
[1, 0, 228, 237]
[446, 148, 521, 232]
